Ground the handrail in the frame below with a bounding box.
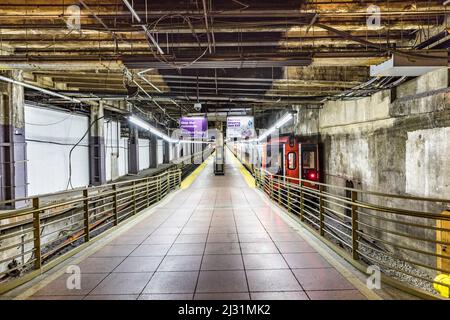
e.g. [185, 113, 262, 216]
[0, 146, 214, 294]
[0, 147, 212, 206]
[252, 167, 450, 299]
[0, 168, 183, 294]
[263, 170, 450, 204]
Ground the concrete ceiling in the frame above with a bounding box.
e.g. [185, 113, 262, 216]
[0, 0, 448, 124]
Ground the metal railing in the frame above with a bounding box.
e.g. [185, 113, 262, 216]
[254, 169, 450, 299]
[0, 169, 182, 294]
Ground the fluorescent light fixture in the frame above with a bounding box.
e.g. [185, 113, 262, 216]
[128, 115, 211, 144]
[122, 0, 164, 55]
[0, 75, 82, 103]
[129, 115, 177, 143]
[179, 140, 208, 144]
[256, 113, 293, 143]
[275, 113, 293, 129]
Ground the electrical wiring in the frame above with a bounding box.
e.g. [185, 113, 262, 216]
[25, 138, 89, 147]
[66, 116, 104, 190]
[146, 14, 209, 70]
[25, 112, 74, 126]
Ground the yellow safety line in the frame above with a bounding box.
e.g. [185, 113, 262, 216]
[227, 148, 255, 188]
[180, 154, 213, 189]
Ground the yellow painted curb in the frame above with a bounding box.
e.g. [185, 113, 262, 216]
[226, 148, 255, 188]
[180, 154, 213, 189]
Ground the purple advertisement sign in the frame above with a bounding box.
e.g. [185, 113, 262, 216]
[180, 117, 208, 138]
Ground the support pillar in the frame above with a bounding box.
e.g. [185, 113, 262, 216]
[149, 136, 157, 168]
[0, 70, 27, 208]
[201, 143, 206, 162]
[89, 102, 106, 185]
[163, 141, 170, 164]
[128, 127, 139, 174]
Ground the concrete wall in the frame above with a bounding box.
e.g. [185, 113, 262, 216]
[25, 105, 90, 196]
[295, 69, 449, 199]
[293, 68, 449, 272]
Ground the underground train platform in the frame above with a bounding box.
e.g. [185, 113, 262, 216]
[1, 149, 375, 301]
[0, 0, 450, 311]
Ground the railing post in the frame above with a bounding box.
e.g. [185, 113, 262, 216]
[146, 178, 150, 207]
[32, 197, 41, 270]
[351, 190, 359, 260]
[256, 171, 259, 189]
[300, 182, 304, 222]
[319, 185, 325, 236]
[113, 184, 118, 226]
[157, 177, 161, 201]
[287, 181, 291, 213]
[83, 189, 90, 242]
[278, 177, 282, 205]
[270, 175, 274, 200]
[132, 181, 137, 215]
[164, 173, 168, 196]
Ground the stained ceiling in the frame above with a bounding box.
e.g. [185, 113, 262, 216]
[0, 0, 448, 126]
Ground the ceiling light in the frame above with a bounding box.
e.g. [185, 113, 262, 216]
[256, 113, 293, 143]
[128, 115, 211, 144]
[0, 75, 81, 103]
[128, 115, 176, 143]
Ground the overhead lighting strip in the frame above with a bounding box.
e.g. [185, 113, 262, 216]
[128, 115, 209, 144]
[247, 113, 293, 143]
[122, 0, 165, 55]
[0, 75, 82, 103]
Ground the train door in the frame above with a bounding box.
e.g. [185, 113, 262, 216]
[299, 143, 320, 188]
[284, 136, 299, 183]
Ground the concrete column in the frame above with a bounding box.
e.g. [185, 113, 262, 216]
[0, 70, 27, 207]
[128, 127, 139, 174]
[201, 143, 206, 162]
[149, 136, 157, 168]
[163, 141, 170, 164]
[89, 102, 106, 185]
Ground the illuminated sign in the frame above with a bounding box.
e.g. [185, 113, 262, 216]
[226, 116, 255, 138]
[180, 117, 208, 138]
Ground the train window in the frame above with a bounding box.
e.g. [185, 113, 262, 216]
[302, 151, 316, 169]
[287, 152, 296, 170]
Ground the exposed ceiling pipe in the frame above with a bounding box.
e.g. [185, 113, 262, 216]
[201, 0, 213, 54]
[0, 75, 82, 103]
[122, 0, 165, 55]
[136, 71, 189, 112]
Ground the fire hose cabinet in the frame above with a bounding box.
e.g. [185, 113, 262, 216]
[437, 210, 450, 272]
[434, 210, 450, 298]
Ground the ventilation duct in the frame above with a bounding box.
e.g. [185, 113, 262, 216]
[370, 51, 448, 77]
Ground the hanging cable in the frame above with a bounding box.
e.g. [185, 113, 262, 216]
[66, 116, 104, 190]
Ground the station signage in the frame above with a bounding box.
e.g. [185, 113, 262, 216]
[226, 116, 255, 138]
[179, 117, 208, 138]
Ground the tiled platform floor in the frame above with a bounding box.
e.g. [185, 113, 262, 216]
[28, 151, 366, 300]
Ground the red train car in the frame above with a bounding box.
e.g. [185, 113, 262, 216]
[261, 135, 320, 188]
